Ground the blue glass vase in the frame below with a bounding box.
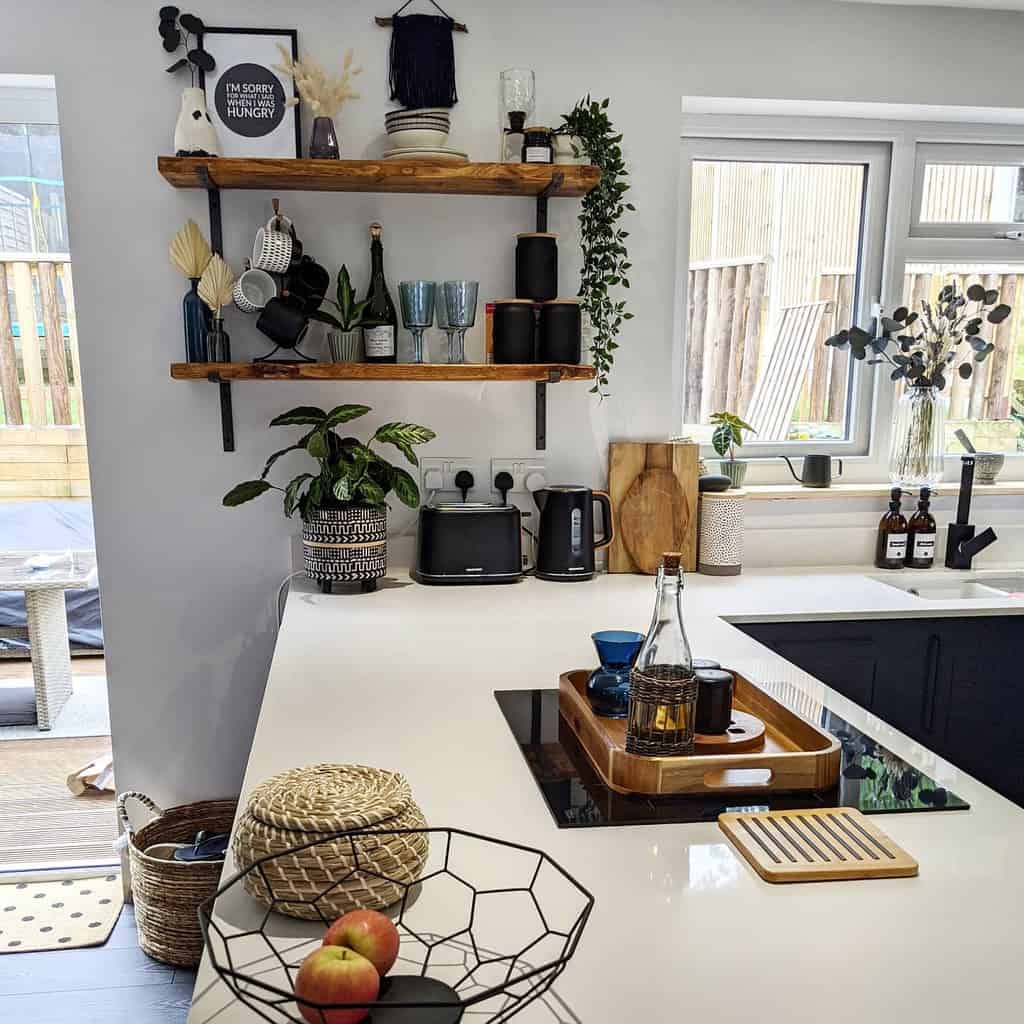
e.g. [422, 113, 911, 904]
[183, 278, 211, 362]
[587, 630, 645, 718]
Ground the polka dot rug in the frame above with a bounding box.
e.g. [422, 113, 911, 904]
[0, 873, 123, 953]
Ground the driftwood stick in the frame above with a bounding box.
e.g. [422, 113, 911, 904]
[375, 15, 468, 32]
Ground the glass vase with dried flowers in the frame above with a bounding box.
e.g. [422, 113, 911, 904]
[275, 46, 363, 159]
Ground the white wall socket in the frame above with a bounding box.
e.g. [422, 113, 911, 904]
[490, 458, 547, 496]
[419, 458, 488, 501]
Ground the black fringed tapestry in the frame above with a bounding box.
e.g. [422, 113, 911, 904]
[387, 2, 458, 109]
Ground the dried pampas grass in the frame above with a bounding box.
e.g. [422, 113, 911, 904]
[169, 219, 212, 279]
[275, 44, 362, 119]
[198, 255, 235, 314]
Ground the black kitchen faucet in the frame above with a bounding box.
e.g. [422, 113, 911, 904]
[944, 455, 998, 569]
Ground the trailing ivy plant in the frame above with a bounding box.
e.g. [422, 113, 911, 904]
[559, 96, 634, 395]
[222, 404, 435, 519]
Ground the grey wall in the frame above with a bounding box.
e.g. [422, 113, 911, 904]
[2, 0, 1022, 804]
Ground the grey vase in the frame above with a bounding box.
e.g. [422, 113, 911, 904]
[309, 117, 340, 159]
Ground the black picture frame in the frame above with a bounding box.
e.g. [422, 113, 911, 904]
[197, 26, 301, 158]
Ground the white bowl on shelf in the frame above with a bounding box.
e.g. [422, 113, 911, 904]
[386, 127, 449, 149]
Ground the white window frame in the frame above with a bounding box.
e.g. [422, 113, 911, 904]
[911, 142, 1024, 240]
[676, 107, 1024, 485]
[676, 136, 890, 461]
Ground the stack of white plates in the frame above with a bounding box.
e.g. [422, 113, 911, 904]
[383, 107, 467, 164]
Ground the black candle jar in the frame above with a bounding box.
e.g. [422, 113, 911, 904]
[515, 233, 557, 302]
[694, 668, 735, 735]
[538, 299, 581, 364]
[493, 300, 537, 363]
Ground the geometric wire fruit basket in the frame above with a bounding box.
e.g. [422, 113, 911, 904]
[199, 827, 594, 1023]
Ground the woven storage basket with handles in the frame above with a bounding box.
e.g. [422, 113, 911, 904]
[232, 763, 429, 921]
[117, 791, 237, 967]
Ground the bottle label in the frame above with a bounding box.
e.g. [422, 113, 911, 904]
[363, 325, 394, 357]
[912, 532, 936, 560]
[523, 146, 551, 163]
[885, 534, 908, 560]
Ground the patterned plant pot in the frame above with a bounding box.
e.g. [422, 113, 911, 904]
[719, 459, 748, 488]
[302, 506, 387, 592]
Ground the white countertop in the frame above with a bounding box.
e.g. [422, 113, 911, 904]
[187, 565, 1024, 1024]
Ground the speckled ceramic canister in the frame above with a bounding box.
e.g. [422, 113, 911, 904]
[697, 489, 746, 576]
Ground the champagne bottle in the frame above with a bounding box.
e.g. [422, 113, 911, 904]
[361, 223, 398, 363]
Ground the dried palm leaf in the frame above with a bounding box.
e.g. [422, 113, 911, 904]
[169, 219, 212, 279]
[198, 254, 235, 314]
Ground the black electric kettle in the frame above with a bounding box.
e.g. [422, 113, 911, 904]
[533, 486, 613, 581]
[780, 454, 842, 488]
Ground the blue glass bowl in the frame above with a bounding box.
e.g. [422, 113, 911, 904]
[587, 630, 645, 718]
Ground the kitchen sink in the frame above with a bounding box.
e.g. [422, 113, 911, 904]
[873, 577, 1009, 600]
[972, 574, 1024, 596]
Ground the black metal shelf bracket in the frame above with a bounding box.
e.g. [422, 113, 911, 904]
[535, 368, 563, 451]
[196, 165, 234, 451]
[535, 171, 565, 232]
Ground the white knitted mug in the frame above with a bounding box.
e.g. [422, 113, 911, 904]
[251, 216, 294, 274]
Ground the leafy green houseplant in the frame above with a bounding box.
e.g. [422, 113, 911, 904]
[309, 266, 368, 362]
[825, 281, 1013, 486]
[709, 411, 756, 488]
[223, 404, 435, 590]
[559, 97, 633, 395]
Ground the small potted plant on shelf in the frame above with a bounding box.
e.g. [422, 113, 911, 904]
[309, 266, 368, 362]
[709, 410, 756, 488]
[223, 404, 435, 592]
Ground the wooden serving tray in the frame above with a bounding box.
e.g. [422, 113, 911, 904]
[719, 808, 918, 883]
[558, 669, 841, 797]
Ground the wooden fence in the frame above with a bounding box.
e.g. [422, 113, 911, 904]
[684, 257, 768, 423]
[0, 256, 89, 498]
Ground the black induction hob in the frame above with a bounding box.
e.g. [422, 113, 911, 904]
[495, 687, 968, 828]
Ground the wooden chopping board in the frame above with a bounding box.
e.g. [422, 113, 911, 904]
[608, 442, 698, 573]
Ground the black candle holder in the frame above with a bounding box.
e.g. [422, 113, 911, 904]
[199, 826, 594, 1023]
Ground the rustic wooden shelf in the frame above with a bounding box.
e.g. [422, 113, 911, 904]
[170, 362, 596, 383]
[158, 156, 600, 198]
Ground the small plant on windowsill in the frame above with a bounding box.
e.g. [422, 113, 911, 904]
[709, 411, 756, 489]
[222, 404, 435, 592]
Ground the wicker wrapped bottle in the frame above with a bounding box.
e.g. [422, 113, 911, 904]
[625, 552, 698, 756]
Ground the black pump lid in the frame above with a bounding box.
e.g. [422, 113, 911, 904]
[888, 486, 902, 510]
[918, 486, 931, 508]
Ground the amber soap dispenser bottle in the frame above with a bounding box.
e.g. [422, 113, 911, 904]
[906, 486, 937, 568]
[875, 487, 908, 569]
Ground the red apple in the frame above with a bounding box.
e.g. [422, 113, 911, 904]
[294, 945, 380, 1024]
[323, 909, 401, 977]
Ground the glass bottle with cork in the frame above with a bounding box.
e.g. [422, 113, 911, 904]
[875, 487, 908, 570]
[626, 552, 699, 756]
[360, 223, 398, 363]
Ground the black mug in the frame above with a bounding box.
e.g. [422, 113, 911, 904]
[781, 454, 842, 488]
[257, 297, 310, 349]
[284, 256, 330, 313]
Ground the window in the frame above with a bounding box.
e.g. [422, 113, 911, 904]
[0, 122, 67, 253]
[912, 143, 1024, 238]
[677, 138, 889, 455]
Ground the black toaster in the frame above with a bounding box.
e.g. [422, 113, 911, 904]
[412, 503, 522, 584]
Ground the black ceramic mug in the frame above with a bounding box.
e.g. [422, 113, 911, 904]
[284, 256, 330, 313]
[493, 300, 536, 363]
[257, 297, 310, 349]
[515, 233, 557, 302]
[538, 299, 581, 363]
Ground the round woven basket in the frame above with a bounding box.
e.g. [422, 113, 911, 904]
[232, 764, 429, 921]
[117, 792, 237, 968]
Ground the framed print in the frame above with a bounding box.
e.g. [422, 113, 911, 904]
[198, 27, 301, 158]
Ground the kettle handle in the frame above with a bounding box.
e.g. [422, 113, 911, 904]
[593, 491, 614, 550]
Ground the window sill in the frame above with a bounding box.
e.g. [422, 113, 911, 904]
[743, 481, 1024, 502]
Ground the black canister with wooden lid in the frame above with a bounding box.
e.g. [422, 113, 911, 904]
[493, 299, 536, 363]
[515, 233, 557, 302]
[538, 299, 581, 364]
